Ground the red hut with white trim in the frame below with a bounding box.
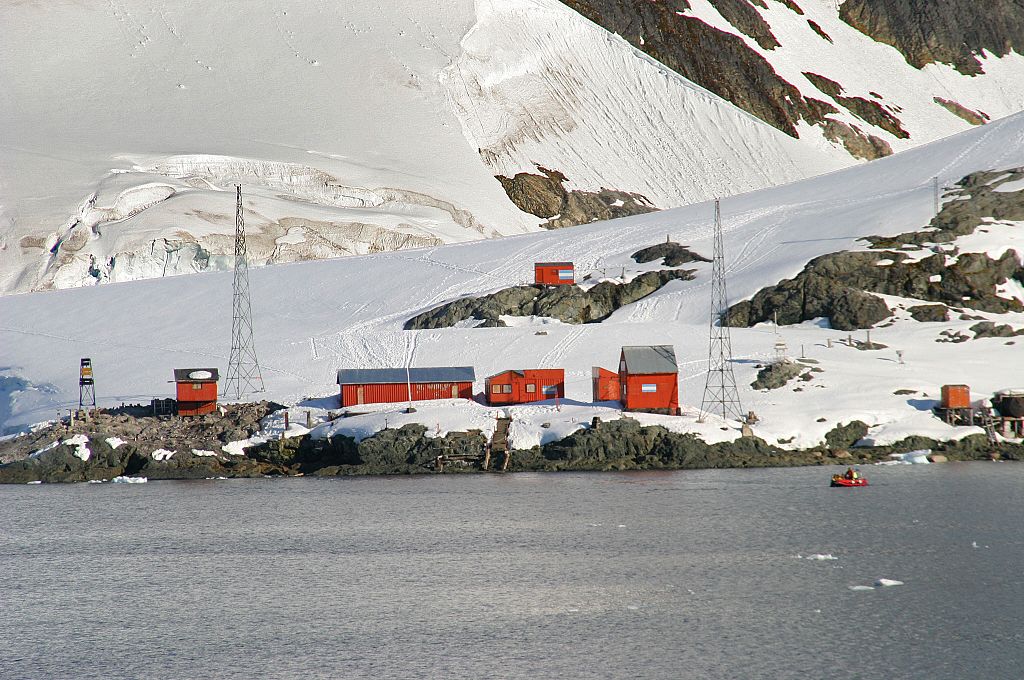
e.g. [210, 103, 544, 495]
[174, 368, 219, 417]
[485, 369, 565, 405]
[534, 262, 575, 285]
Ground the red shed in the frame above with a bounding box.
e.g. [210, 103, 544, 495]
[618, 345, 679, 414]
[337, 367, 475, 407]
[485, 369, 565, 405]
[174, 368, 219, 417]
[592, 367, 621, 402]
[534, 262, 575, 285]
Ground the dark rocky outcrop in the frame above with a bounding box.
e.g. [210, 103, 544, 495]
[404, 268, 696, 329]
[751, 360, 806, 390]
[865, 168, 1024, 248]
[807, 19, 833, 43]
[907, 304, 950, 322]
[970, 321, 1024, 339]
[933, 97, 989, 125]
[728, 168, 1024, 330]
[803, 72, 909, 139]
[631, 241, 711, 267]
[706, 0, 780, 50]
[496, 167, 656, 228]
[839, 0, 1024, 75]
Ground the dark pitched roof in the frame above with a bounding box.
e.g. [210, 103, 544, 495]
[173, 368, 219, 382]
[337, 367, 476, 385]
[621, 345, 677, 374]
[535, 261, 573, 267]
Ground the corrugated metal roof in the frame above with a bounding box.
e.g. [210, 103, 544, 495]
[337, 367, 476, 385]
[621, 345, 677, 374]
[534, 262, 573, 267]
[173, 368, 219, 382]
[485, 370, 525, 381]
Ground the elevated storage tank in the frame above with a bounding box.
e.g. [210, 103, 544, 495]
[941, 384, 971, 410]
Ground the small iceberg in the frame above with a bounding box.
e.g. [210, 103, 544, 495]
[874, 578, 904, 587]
[886, 449, 931, 465]
[804, 553, 838, 561]
[111, 476, 148, 484]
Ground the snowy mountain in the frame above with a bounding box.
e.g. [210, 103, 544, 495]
[3, 0, 1022, 295]
[2, 111, 1022, 452]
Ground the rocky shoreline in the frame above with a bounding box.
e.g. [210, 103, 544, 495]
[1, 407, 1019, 484]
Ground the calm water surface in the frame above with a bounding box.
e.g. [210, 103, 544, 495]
[1, 463, 1022, 679]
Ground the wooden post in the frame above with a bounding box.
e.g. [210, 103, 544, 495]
[866, 330, 871, 347]
[482, 444, 491, 471]
[284, 411, 289, 430]
[306, 410, 312, 428]
[827, 338, 832, 349]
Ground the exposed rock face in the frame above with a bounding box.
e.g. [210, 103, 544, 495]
[865, 168, 1024, 248]
[558, 0, 836, 138]
[970, 321, 1024, 339]
[404, 269, 696, 329]
[496, 168, 656, 228]
[706, 0, 780, 49]
[631, 241, 711, 266]
[933, 97, 989, 125]
[803, 73, 909, 139]
[728, 168, 1024, 330]
[907, 304, 950, 322]
[820, 120, 893, 160]
[839, 0, 1024, 75]
[751, 360, 806, 390]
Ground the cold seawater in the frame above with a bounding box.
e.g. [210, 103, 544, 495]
[1, 463, 1022, 679]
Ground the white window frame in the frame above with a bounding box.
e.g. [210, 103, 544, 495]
[641, 383, 658, 393]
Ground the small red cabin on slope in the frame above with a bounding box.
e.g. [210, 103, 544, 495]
[485, 369, 565, 405]
[337, 367, 475, 407]
[619, 345, 679, 413]
[174, 368, 219, 417]
[534, 262, 575, 285]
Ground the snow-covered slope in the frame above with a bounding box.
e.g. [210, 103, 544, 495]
[0, 0, 855, 295]
[2, 112, 1022, 450]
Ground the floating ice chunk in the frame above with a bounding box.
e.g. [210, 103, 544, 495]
[848, 585, 875, 591]
[804, 553, 838, 561]
[88, 479, 105, 484]
[26, 480, 42, 485]
[874, 578, 904, 587]
[106, 437, 126, 450]
[152, 448, 175, 461]
[111, 476, 148, 484]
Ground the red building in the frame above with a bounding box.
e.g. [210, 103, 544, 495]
[591, 367, 620, 402]
[534, 262, 575, 285]
[485, 369, 565, 405]
[337, 367, 475, 407]
[618, 345, 679, 413]
[174, 368, 219, 417]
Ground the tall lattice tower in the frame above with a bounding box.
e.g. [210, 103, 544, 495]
[699, 199, 744, 422]
[225, 185, 265, 399]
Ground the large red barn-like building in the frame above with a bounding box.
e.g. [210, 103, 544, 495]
[485, 369, 565, 405]
[337, 367, 475, 407]
[174, 368, 219, 417]
[534, 262, 575, 285]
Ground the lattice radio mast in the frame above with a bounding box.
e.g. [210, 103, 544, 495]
[225, 185, 265, 399]
[699, 199, 744, 422]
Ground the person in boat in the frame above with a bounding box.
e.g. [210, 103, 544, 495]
[844, 467, 860, 480]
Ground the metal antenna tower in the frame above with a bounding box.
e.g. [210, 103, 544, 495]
[699, 199, 744, 422]
[225, 185, 265, 399]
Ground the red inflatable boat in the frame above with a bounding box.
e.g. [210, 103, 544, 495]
[831, 474, 868, 487]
